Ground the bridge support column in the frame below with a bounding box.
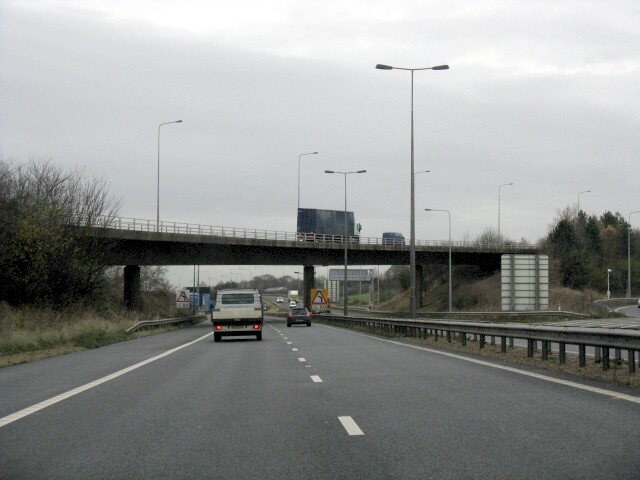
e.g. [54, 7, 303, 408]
[303, 266, 315, 310]
[124, 265, 142, 310]
[416, 265, 424, 310]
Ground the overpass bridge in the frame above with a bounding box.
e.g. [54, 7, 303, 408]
[81, 216, 539, 308]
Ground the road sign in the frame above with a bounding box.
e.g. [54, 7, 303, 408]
[176, 290, 191, 309]
[329, 268, 374, 282]
[310, 289, 330, 313]
[312, 289, 328, 305]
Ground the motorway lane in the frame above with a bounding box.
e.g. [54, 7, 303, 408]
[283, 321, 640, 478]
[0, 320, 214, 419]
[1, 316, 639, 479]
[618, 304, 640, 318]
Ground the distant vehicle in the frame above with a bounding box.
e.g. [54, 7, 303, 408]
[289, 300, 297, 308]
[297, 208, 360, 243]
[276, 297, 284, 303]
[287, 307, 312, 327]
[211, 289, 263, 342]
[382, 232, 405, 245]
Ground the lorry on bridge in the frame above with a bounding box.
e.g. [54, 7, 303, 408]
[297, 208, 360, 243]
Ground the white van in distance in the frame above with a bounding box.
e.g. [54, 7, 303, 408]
[211, 289, 264, 342]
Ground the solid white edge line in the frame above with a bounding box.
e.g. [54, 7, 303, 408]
[0, 332, 214, 429]
[311, 375, 323, 383]
[318, 324, 640, 406]
[338, 416, 364, 435]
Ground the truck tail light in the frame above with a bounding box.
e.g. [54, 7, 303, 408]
[253, 324, 260, 329]
[215, 325, 222, 330]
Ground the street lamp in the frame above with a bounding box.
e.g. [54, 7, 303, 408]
[325, 169, 367, 316]
[157, 120, 182, 230]
[239, 268, 252, 285]
[577, 190, 591, 213]
[425, 209, 452, 312]
[498, 182, 513, 239]
[298, 152, 319, 213]
[376, 62, 449, 318]
[607, 268, 612, 299]
[628, 211, 640, 298]
[230, 271, 242, 284]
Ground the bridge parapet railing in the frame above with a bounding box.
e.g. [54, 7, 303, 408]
[78, 215, 536, 251]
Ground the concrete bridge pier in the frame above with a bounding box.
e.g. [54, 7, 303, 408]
[124, 265, 142, 310]
[303, 266, 315, 310]
[416, 265, 424, 310]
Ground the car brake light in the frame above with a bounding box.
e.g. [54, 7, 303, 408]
[288, 313, 292, 317]
[215, 325, 222, 330]
[253, 324, 260, 329]
[307, 313, 311, 316]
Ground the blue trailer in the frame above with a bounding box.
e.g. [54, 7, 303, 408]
[297, 208, 359, 242]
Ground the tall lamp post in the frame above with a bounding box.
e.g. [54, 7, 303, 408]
[230, 271, 242, 284]
[298, 152, 319, 213]
[607, 268, 612, 299]
[239, 268, 252, 286]
[324, 169, 367, 316]
[628, 211, 640, 298]
[425, 208, 452, 312]
[157, 120, 183, 230]
[577, 190, 591, 213]
[376, 62, 449, 318]
[498, 182, 513, 239]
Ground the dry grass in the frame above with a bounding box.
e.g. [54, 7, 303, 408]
[0, 298, 195, 367]
[379, 273, 609, 316]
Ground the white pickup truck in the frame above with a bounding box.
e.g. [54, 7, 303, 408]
[211, 289, 264, 342]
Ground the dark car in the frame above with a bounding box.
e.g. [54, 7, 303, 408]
[287, 307, 312, 327]
[382, 232, 405, 245]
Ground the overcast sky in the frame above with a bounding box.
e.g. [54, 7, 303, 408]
[2, 0, 639, 287]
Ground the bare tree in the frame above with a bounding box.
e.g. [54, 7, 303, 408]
[0, 158, 121, 306]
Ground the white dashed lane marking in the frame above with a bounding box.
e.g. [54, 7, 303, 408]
[298, 358, 306, 362]
[292, 348, 298, 351]
[311, 375, 323, 383]
[338, 416, 364, 436]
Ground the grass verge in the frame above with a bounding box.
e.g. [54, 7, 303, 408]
[0, 301, 200, 367]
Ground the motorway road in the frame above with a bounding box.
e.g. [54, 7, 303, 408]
[1, 317, 639, 479]
[618, 304, 640, 318]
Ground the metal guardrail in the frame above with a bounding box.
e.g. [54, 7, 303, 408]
[126, 315, 205, 333]
[76, 215, 536, 252]
[345, 307, 590, 319]
[317, 314, 640, 374]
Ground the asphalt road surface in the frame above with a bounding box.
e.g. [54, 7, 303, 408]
[618, 304, 640, 318]
[1, 317, 639, 479]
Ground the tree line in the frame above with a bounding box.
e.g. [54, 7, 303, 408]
[0, 159, 120, 307]
[543, 207, 639, 295]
